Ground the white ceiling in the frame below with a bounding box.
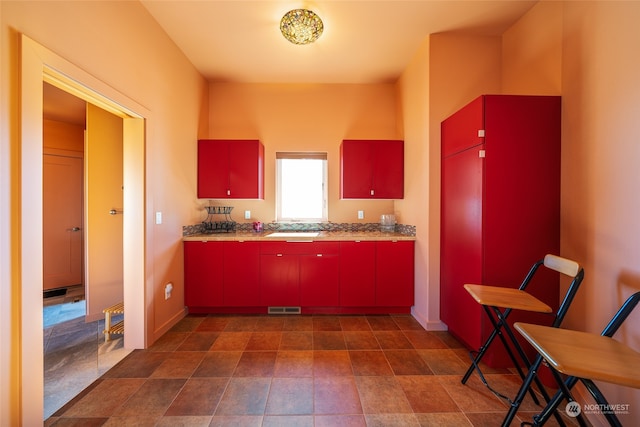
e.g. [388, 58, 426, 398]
[140, 0, 537, 84]
[44, 1, 537, 124]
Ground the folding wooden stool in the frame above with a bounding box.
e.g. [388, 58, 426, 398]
[514, 291, 640, 427]
[462, 255, 584, 426]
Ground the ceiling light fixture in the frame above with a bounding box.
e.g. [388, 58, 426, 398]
[280, 9, 324, 45]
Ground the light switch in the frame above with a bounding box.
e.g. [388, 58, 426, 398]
[244, 210, 251, 219]
[358, 210, 364, 219]
[155, 211, 162, 224]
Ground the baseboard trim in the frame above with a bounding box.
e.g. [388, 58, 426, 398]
[151, 306, 188, 346]
[411, 306, 448, 331]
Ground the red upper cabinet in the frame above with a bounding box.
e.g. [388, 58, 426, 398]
[197, 139, 264, 199]
[340, 139, 404, 199]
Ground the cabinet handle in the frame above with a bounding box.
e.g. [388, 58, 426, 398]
[277, 253, 283, 257]
[227, 189, 231, 196]
[316, 254, 323, 257]
[370, 189, 374, 196]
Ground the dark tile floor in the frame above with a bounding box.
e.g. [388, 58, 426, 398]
[45, 314, 578, 426]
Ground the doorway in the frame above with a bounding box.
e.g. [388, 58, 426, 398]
[42, 84, 131, 418]
[20, 34, 148, 424]
[43, 82, 86, 302]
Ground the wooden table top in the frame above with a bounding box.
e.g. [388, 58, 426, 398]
[515, 322, 640, 389]
[464, 284, 553, 313]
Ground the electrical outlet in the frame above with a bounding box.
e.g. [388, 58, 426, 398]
[244, 210, 251, 219]
[164, 282, 173, 300]
[357, 210, 364, 219]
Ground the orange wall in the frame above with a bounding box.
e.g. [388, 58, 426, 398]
[505, 2, 640, 423]
[207, 82, 400, 224]
[1, 1, 207, 423]
[398, 33, 502, 329]
[396, 38, 431, 326]
[502, 1, 562, 95]
[562, 2, 640, 422]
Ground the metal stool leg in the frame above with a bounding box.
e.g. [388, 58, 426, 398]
[582, 379, 623, 427]
[495, 307, 566, 416]
[474, 305, 544, 406]
[501, 354, 569, 427]
[531, 376, 590, 427]
[461, 305, 516, 384]
[462, 306, 526, 385]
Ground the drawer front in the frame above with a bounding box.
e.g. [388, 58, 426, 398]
[260, 241, 340, 255]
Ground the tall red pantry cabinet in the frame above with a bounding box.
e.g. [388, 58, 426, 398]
[440, 95, 561, 367]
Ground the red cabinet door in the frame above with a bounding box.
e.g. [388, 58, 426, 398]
[260, 253, 299, 306]
[197, 140, 229, 199]
[372, 140, 404, 199]
[228, 140, 264, 199]
[300, 242, 340, 306]
[184, 241, 224, 307]
[341, 140, 404, 199]
[339, 241, 376, 306]
[440, 144, 484, 350]
[341, 140, 373, 198]
[223, 241, 260, 306]
[376, 241, 414, 307]
[197, 139, 264, 199]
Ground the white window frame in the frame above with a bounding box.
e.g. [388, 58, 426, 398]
[276, 152, 328, 222]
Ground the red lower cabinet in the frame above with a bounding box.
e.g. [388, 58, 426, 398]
[260, 253, 299, 306]
[376, 241, 415, 307]
[184, 241, 224, 307]
[259, 241, 340, 307]
[223, 241, 260, 306]
[339, 241, 376, 306]
[185, 239, 414, 313]
[300, 243, 340, 306]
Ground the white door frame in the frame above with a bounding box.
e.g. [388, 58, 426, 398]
[20, 35, 147, 424]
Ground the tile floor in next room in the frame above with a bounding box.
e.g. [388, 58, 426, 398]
[46, 314, 579, 427]
[44, 285, 131, 419]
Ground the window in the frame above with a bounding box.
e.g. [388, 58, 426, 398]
[276, 152, 328, 222]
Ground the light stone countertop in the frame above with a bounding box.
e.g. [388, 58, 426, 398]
[183, 230, 415, 242]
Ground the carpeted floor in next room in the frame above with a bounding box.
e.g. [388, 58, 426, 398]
[44, 313, 579, 426]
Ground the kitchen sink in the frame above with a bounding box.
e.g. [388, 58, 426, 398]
[266, 232, 320, 238]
